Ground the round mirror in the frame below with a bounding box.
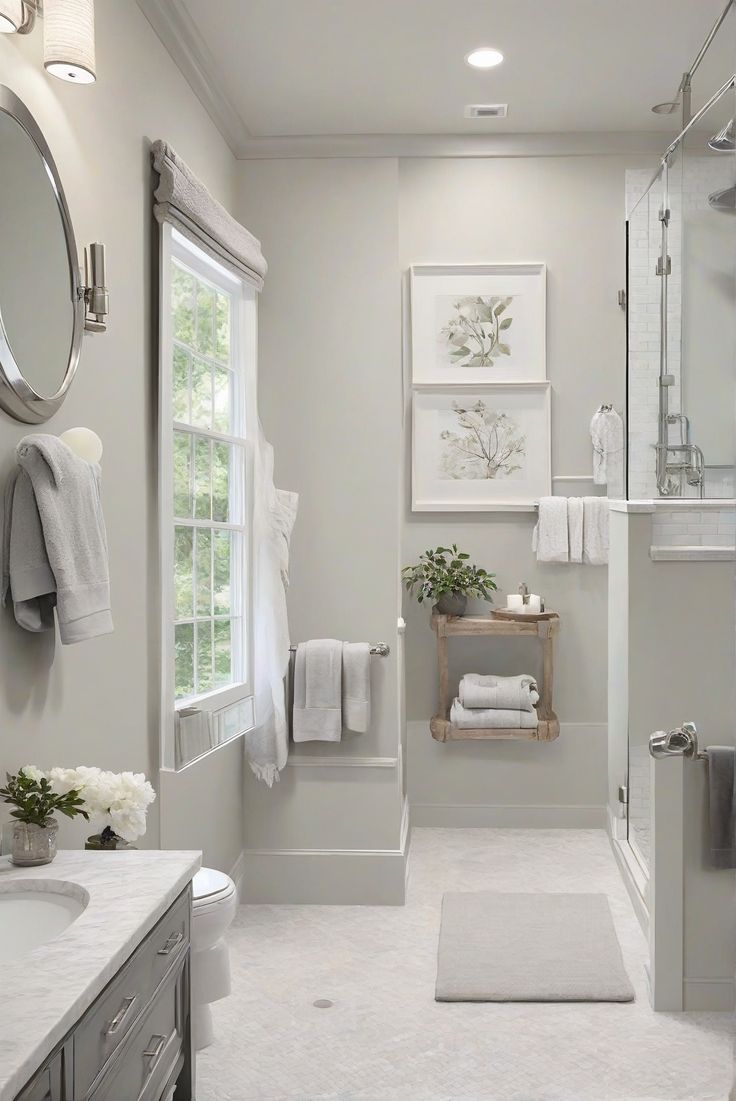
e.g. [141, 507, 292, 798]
[0, 86, 83, 423]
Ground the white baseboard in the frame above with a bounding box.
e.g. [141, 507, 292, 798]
[607, 807, 649, 937]
[683, 977, 735, 1012]
[241, 800, 410, 906]
[229, 849, 248, 903]
[410, 802, 606, 829]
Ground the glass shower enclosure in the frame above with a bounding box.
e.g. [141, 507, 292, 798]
[625, 78, 736, 871]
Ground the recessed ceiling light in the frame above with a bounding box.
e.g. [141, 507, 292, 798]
[465, 47, 504, 69]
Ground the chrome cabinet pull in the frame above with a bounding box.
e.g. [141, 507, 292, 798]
[142, 1034, 166, 1075]
[105, 995, 137, 1037]
[157, 930, 184, 956]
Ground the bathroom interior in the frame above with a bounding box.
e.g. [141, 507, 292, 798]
[0, 1, 734, 1099]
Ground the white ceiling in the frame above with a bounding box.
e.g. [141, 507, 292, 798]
[141, 0, 736, 155]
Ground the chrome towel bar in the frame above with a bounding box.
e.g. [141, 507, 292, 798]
[289, 642, 390, 657]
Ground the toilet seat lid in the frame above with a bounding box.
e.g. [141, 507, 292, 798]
[193, 867, 235, 905]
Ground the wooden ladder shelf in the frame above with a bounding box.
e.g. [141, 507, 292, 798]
[430, 610, 561, 742]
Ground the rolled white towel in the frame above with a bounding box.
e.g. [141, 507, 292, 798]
[451, 698, 538, 730]
[532, 497, 569, 563]
[459, 673, 539, 713]
[583, 496, 609, 565]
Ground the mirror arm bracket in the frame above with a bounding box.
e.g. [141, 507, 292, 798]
[81, 242, 109, 334]
[17, 1, 41, 35]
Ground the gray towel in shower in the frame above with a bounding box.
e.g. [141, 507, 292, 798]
[705, 745, 736, 869]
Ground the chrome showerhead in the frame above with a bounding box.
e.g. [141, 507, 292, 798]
[652, 101, 680, 115]
[708, 185, 736, 212]
[708, 118, 736, 151]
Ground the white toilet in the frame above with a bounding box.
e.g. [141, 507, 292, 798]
[191, 867, 237, 1050]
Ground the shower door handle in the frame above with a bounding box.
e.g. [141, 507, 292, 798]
[649, 721, 699, 759]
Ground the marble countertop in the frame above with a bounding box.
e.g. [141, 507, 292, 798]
[0, 849, 201, 1101]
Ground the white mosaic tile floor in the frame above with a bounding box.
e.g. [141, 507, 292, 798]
[197, 828, 733, 1101]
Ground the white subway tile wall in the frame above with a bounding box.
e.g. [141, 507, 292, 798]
[651, 506, 736, 548]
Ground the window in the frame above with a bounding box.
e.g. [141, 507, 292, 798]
[159, 227, 256, 769]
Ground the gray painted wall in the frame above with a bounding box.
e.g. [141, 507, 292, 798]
[235, 152, 658, 856]
[235, 159, 406, 899]
[400, 156, 655, 820]
[0, 1, 245, 873]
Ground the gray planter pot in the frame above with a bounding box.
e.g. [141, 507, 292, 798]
[436, 591, 468, 616]
[11, 818, 58, 866]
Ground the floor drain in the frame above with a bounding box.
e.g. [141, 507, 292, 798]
[313, 998, 333, 1009]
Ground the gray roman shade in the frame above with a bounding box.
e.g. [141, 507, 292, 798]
[151, 140, 267, 290]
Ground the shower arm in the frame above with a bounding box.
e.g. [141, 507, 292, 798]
[670, 0, 734, 128]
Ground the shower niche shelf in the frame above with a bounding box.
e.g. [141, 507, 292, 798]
[430, 611, 560, 742]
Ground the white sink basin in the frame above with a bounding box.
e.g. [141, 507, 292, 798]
[0, 880, 89, 962]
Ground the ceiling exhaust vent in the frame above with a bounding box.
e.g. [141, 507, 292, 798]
[465, 103, 508, 119]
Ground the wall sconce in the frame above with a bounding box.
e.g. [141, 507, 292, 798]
[0, 0, 97, 85]
[83, 243, 108, 333]
[44, 0, 95, 84]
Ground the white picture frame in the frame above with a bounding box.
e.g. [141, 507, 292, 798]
[410, 263, 547, 384]
[412, 383, 551, 512]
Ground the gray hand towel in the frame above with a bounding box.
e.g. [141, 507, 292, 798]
[14, 435, 113, 645]
[459, 673, 539, 713]
[2, 467, 56, 632]
[292, 639, 343, 742]
[705, 746, 736, 869]
[342, 642, 371, 733]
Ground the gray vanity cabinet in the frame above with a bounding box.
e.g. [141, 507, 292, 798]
[14, 1052, 66, 1101]
[14, 887, 193, 1101]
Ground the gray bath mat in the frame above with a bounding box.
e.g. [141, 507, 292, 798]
[435, 892, 635, 1002]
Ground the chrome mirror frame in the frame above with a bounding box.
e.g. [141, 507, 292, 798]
[0, 85, 84, 423]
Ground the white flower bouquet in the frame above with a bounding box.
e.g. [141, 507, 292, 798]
[48, 766, 156, 843]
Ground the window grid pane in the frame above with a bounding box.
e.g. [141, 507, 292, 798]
[171, 256, 248, 707]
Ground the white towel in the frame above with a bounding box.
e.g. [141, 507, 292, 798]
[451, 698, 538, 730]
[568, 496, 584, 564]
[583, 496, 609, 565]
[590, 407, 624, 499]
[342, 642, 371, 733]
[459, 673, 539, 713]
[4, 435, 112, 644]
[532, 497, 569, 563]
[292, 639, 343, 742]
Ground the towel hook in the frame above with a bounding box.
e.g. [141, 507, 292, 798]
[59, 427, 103, 464]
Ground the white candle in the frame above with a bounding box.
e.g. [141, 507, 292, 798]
[527, 594, 541, 613]
[507, 594, 524, 610]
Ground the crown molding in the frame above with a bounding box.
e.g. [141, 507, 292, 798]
[135, 3, 671, 164]
[234, 130, 669, 160]
[137, 0, 251, 155]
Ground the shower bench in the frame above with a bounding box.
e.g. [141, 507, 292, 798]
[429, 610, 560, 742]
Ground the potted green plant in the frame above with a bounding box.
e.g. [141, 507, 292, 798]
[0, 767, 89, 867]
[402, 545, 497, 616]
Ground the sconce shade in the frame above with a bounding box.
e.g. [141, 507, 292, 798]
[44, 0, 96, 83]
[0, 0, 23, 33]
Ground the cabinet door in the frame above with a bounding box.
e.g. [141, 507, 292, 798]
[89, 961, 185, 1101]
[15, 1051, 63, 1101]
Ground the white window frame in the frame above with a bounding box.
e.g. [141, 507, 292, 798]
[158, 224, 257, 771]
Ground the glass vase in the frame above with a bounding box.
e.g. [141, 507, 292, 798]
[11, 818, 58, 866]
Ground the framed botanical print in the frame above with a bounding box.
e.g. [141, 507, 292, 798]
[410, 263, 546, 384]
[412, 383, 551, 512]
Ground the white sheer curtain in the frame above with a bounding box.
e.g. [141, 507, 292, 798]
[247, 426, 298, 784]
